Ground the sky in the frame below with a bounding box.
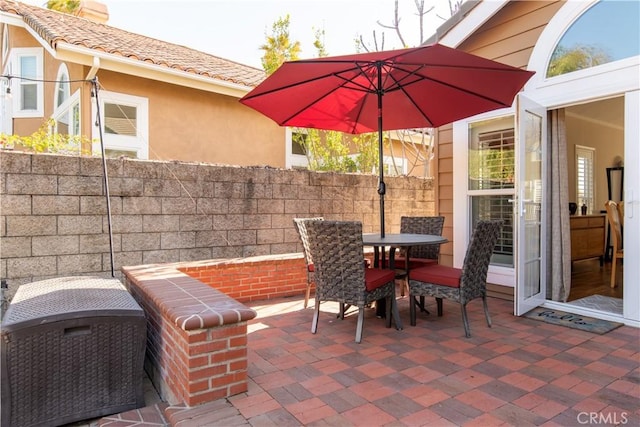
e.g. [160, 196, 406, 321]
[25, 0, 454, 68]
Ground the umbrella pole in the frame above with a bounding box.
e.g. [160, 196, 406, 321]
[92, 78, 116, 278]
[376, 62, 385, 238]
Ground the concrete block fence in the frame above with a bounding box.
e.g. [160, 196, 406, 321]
[0, 150, 435, 300]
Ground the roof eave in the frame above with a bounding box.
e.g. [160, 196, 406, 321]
[425, 0, 509, 47]
[56, 43, 252, 98]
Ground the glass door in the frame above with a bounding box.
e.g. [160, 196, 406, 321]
[515, 95, 546, 315]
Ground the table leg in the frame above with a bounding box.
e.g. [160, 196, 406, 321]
[376, 246, 396, 318]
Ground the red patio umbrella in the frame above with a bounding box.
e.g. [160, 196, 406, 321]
[240, 43, 534, 236]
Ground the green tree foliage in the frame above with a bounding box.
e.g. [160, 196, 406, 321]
[258, 17, 379, 174]
[260, 15, 301, 76]
[0, 118, 91, 155]
[299, 129, 355, 172]
[547, 44, 611, 77]
[46, 0, 80, 14]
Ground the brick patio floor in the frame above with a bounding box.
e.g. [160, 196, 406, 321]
[99, 291, 639, 427]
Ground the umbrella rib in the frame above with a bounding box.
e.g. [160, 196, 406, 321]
[278, 73, 371, 131]
[242, 62, 384, 101]
[241, 65, 365, 101]
[277, 62, 380, 132]
[387, 63, 520, 106]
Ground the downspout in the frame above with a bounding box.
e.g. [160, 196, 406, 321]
[86, 56, 100, 80]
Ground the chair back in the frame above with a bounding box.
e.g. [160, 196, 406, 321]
[617, 201, 624, 228]
[459, 220, 503, 299]
[305, 220, 366, 304]
[605, 201, 622, 251]
[400, 216, 445, 260]
[293, 217, 324, 268]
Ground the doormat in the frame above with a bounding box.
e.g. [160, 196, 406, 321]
[523, 307, 624, 334]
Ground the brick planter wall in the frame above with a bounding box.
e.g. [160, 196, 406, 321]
[123, 263, 257, 406]
[180, 253, 308, 302]
[122, 253, 315, 407]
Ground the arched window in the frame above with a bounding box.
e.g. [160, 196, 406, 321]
[54, 63, 70, 108]
[547, 0, 639, 78]
[52, 63, 81, 152]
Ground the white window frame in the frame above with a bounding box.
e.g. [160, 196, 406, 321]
[1, 62, 12, 135]
[575, 144, 595, 214]
[380, 155, 407, 176]
[53, 90, 81, 139]
[52, 63, 81, 144]
[453, 110, 516, 287]
[11, 47, 44, 118]
[54, 63, 70, 109]
[92, 90, 149, 159]
[285, 127, 309, 169]
[526, 0, 639, 107]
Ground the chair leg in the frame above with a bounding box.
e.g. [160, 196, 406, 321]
[311, 298, 320, 334]
[391, 295, 403, 330]
[338, 303, 345, 319]
[461, 303, 471, 338]
[482, 296, 492, 328]
[385, 297, 392, 328]
[355, 307, 365, 343]
[304, 282, 311, 308]
[436, 298, 443, 316]
[610, 258, 617, 288]
[409, 292, 417, 326]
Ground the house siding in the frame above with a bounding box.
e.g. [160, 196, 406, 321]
[457, 1, 565, 66]
[92, 70, 286, 167]
[2, 19, 285, 169]
[436, 0, 565, 270]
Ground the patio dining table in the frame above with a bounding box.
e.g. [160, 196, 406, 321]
[362, 233, 448, 317]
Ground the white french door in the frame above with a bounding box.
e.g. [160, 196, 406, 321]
[514, 95, 546, 315]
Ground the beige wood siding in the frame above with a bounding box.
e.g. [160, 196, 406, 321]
[436, 0, 566, 268]
[458, 1, 566, 67]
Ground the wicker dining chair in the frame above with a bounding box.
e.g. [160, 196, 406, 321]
[604, 201, 623, 288]
[408, 220, 503, 337]
[293, 217, 324, 308]
[394, 216, 445, 297]
[306, 220, 403, 343]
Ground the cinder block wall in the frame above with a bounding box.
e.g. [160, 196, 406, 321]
[0, 150, 435, 298]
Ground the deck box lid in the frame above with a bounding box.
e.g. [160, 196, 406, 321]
[1, 276, 143, 332]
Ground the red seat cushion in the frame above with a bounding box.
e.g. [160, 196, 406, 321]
[394, 257, 438, 270]
[364, 268, 396, 292]
[410, 264, 462, 288]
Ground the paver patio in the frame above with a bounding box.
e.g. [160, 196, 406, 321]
[99, 290, 639, 426]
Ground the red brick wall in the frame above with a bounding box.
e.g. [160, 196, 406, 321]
[123, 264, 257, 407]
[179, 255, 309, 303]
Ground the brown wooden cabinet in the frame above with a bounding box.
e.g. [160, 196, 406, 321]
[570, 214, 605, 264]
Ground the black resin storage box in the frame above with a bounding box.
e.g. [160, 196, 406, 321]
[1, 276, 146, 427]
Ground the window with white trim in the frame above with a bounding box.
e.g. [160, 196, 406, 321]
[52, 64, 79, 133]
[11, 47, 44, 118]
[468, 117, 515, 267]
[92, 90, 148, 159]
[1, 62, 12, 135]
[286, 128, 310, 169]
[547, 0, 640, 78]
[380, 155, 407, 176]
[575, 145, 595, 214]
